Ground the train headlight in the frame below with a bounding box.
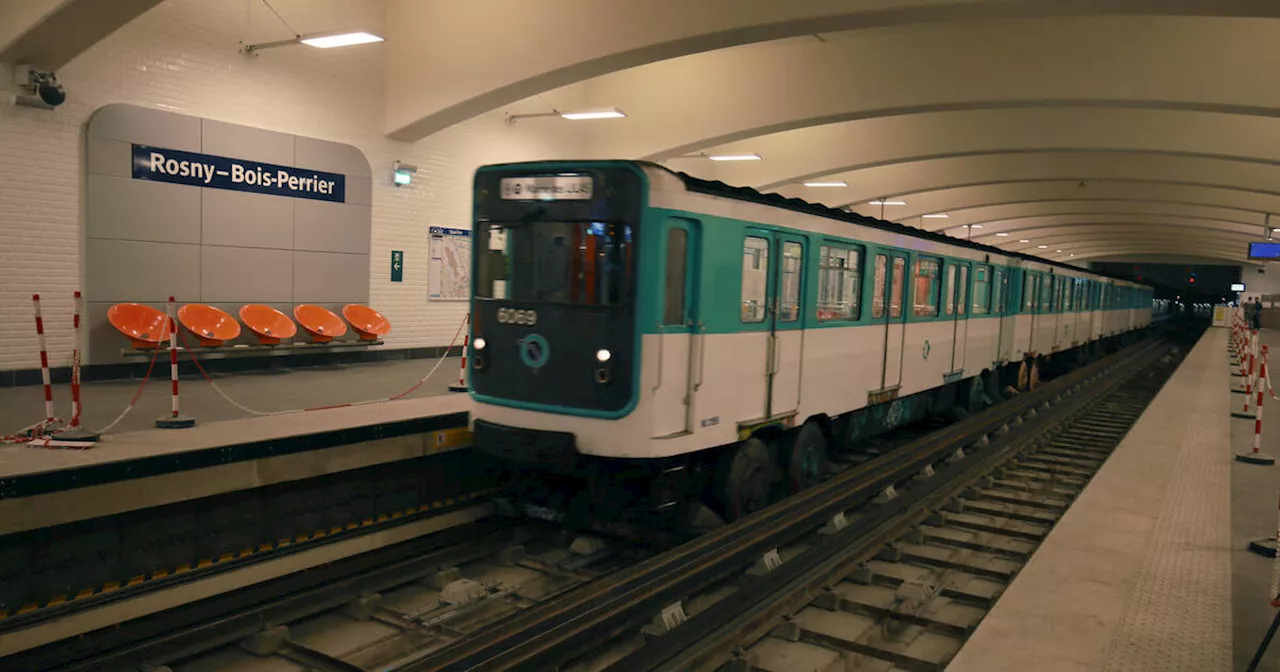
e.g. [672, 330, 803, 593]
[596, 348, 611, 363]
[473, 337, 486, 351]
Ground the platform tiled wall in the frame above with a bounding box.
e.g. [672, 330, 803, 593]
[0, 0, 588, 370]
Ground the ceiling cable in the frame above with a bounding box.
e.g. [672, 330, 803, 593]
[260, 0, 300, 38]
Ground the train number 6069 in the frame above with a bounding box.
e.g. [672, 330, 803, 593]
[496, 308, 538, 326]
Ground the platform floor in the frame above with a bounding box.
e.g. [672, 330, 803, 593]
[948, 326, 1236, 671]
[0, 356, 463, 437]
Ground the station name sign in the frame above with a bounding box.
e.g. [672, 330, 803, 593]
[131, 144, 346, 203]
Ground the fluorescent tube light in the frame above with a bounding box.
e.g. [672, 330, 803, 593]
[996, 232, 1009, 236]
[868, 200, 906, 205]
[300, 32, 384, 48]
[1037, 245, 1048, 249]
[1019, 239, 1031, 243]
[708, 153, 761, 161]
[922, 213, 950, 219]
[803, 181, 848, 187]
[560, 108, 626, 120]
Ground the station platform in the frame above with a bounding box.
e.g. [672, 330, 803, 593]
[949, 326, 1241, 671]
[0, 358, 473, 535]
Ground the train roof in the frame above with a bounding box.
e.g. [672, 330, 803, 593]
[635, 161, 1151, 289]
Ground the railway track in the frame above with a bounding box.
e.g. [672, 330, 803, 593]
[403, 329, 1190, 672]
[13, 327, 1195, 672]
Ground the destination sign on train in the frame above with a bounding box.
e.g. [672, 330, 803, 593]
[499, 175, 593, 201]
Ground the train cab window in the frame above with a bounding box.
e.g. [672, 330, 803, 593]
[818, 245, 861, 321]
[741, 236, 769, 323]
[913, 257, 941, 317]
[973, 265, 991, 315]
[872, 254, 887, 319]
[779, 241, 803, 322]
[890, 257, 905, 318]
[476, 221, 632, 306]
[663, 228, 687, 326]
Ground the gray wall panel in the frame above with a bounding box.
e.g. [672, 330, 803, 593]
[87, 174, 202, 244]
[202, 189, 295, 249]
[294, 200, 371, 254]
[86, 137, 130, 177]
[202, 246, 294, 304]
[84, 104, 371, 364]
[86, 103, 201, 150]
[295, 136, 372, 177]
[201, 118, 296, 166]
[86, 239, 201, 303]
[293, 252, 369, 304]
[345, 175, 373, 206]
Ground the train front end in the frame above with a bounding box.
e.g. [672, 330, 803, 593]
[468, 162, 650, 485]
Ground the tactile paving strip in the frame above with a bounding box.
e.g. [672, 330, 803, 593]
[1101, 330, 1232, 671]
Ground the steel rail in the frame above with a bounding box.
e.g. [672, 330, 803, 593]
[407, 335, 1163, 672]
[616, 338, 1176, 671]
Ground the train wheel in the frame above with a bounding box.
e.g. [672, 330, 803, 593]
[719, 437, 773, 521]
[785, 422, 828, 494]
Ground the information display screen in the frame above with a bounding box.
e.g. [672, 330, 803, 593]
[1232, 283, 1246, 292]
[1248, 241, 1280, 260]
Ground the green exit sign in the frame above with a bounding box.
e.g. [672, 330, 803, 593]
[391, 250, 403, 282]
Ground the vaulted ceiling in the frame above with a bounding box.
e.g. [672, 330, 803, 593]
[383, 0, 1280, 267]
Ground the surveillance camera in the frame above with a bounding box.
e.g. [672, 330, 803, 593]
[12, 65, 65, 109]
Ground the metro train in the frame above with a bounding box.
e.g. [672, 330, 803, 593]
[466, 160, 1154, 524]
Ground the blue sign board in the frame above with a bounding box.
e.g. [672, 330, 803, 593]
[391, 250, 404, 282]
[131, 144, 345, 203]
[1249, 242, 1280, 260]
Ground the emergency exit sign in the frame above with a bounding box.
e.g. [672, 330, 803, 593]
[391, 250, 403, 282]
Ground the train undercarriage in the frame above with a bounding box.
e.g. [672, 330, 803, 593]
[488, 331, 1145, 535]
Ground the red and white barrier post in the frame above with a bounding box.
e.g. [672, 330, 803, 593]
[30, 294, 56, 434]
[1237, 332, 1260, 419]
[1239, 345, 1276, 465]
[60, 290, 100, 441]
[449, 313, 471, 393]
[155, 296, 195, 429]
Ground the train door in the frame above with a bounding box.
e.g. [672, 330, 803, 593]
[947, 261, 970, 375]
[995, 267, 1015, 362]
[742, 228, 806, 420]
[652, 217, 701, 438]
[1024, 272, 1040, 354]
[873, 251, 908, 391]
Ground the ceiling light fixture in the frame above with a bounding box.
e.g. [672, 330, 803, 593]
[804, 181, 848, 187]
[1038, 245, 1048, 249]
[507, 106, 627, 123]
[996, 232, 1009, 237]
[708, 153, 762, 161]
[1019, 239, 1031, 243]
[242, 31, 384, 53]
[559, 107, 627, 120]
[868, 200, 906, 206]
[963, 224, 982, 229]
[922, 213, 950, 219]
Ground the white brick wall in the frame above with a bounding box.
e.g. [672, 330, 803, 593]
[0, 0, 589, 370]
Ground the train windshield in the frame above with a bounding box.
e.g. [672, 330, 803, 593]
[475, 221, 634, 306]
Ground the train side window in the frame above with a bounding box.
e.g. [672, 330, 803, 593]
[944, 264, 957, 316]
[872, 254, 887, 318]
[779, 241, 803, 322]
[1024, 274, 1036, 311]
[662, 228, 687, 326]
[741, 236, 769, 323]
[912, 257, 941, 317]
[993, 268, 1007, 313]
[956, 264, 969, 316]
[890, 256, 905, 318]
[1039, 275, 1053, 313]
[818, 245, 861, 321]
[973, 265, 991, 314]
